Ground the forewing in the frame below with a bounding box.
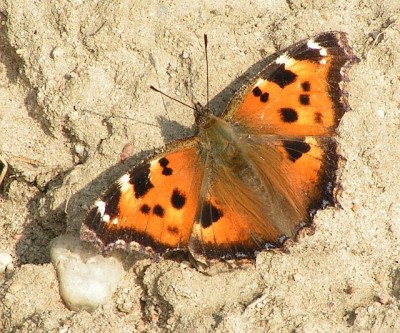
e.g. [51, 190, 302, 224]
[81, 138, 205, 254]
[224, 31, 359, 137]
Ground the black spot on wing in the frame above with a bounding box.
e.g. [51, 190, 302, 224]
[200, 201, 223, 228]
[280, 108, 298, 123]
[268, 64, 297, 88]
[252, 86, 269, 103]
[314, 112, 323, 124]
[252, 86, 262, 97]
[153, 204, 165, 218]
[299, 94, 310, 105]
[301, 81, 311, 91]
[171, 189, 186, 209]
[158, 157, 169, 167]
[159, 157, 173, 176]
[129, 164, 154, 198]
[162, 168, 172, 176]
[283, 140, 311, 162]
[260, 92, 269, 103]
[167, 226, 179, 235]
[140, 204, 151, 215]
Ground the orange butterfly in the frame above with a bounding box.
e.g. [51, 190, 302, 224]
[81, 31, 359, 262]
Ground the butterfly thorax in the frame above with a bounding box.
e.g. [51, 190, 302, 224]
[196, 109, 243, 168]
[194, 102, 240, 163]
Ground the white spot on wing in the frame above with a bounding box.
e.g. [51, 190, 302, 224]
[112, 218, 118, 225]
[254, 78, 264, 87]
[307, 39, 328, 57]
[320, 59, 327, 65]
[102, 214, 110, 223]
[96, 201, 106, 216]
[119, 173, 131, 193]
[276, 53, 295, 67]
[307, 40, 321, 49]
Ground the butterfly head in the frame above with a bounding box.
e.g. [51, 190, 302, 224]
[193, 102, 214, 129]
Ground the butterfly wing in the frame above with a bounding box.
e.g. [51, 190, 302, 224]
[81, 138, 205, 254]
[188, 145, 291, 260]
[224, 31, 358, 136]
[188, 133, 334, 260]
[188, 32, 358, 260]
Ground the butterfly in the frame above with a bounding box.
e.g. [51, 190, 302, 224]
[80, 31, 359, 263]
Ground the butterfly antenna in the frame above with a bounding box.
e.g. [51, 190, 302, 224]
[150, 85, 194, 110]
[204, 34, 210, 108]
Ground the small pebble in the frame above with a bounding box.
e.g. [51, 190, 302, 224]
[119, 142, 134, 163]
[0, 252, 13, 273]
[74, 144, 85, 156]
[51, 47, 64, 59]
[182, 51, 189, 59]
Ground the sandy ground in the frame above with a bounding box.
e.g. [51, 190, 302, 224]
[0, 0, 399, 332]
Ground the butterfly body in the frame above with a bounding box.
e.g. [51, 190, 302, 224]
[81, 32, 359, 262]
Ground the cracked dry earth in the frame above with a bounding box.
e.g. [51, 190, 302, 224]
[1, 1, 400, 332]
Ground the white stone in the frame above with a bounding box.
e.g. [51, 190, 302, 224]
[50, 235, 124, 312]
[74, 144, 85, 156]
[0, 252, 13, 273]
